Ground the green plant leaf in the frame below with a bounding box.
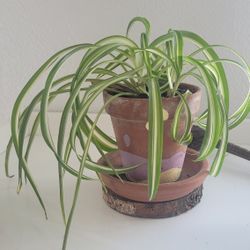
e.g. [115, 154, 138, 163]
[180, 31, 230, 111]
[141, 33, 163, 200]
[171, 30, 183, 77]
[5, 138, 14, 178]
[85, 115, 117, 152]
[184, 56, 224, 160]
[171, 90, 192, 144]
[209, 98, 228, 176]
[126, 16, 151, 39]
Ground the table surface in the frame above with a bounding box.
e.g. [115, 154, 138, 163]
[1, 116, 250, 250]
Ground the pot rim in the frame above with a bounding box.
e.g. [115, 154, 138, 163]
[103, 82, 202, 121]
[104, 83, 201, 101]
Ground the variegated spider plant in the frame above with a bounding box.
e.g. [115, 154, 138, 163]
[5, 17, 250, 249]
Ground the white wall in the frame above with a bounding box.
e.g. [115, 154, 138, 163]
[1, 0, 250, 149]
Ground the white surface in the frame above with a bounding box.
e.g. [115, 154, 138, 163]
[1, 0, 250, 129]
[0, 114, 250, 250]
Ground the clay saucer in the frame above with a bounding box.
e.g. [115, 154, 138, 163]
[98, 148, 209, 203]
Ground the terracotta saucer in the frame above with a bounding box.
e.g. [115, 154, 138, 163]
[98, 148, 209, 203]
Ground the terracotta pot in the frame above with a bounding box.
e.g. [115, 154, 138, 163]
[103, 83, 201, 182]
[98, 148, 209, 202]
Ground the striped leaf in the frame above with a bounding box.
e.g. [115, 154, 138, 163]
[141, 33, 163, 200]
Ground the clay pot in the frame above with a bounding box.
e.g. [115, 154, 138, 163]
[103, 83, 201, 182]
[98, 148, 209, 202]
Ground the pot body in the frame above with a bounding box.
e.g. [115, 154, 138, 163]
[104, 83, 201, 182]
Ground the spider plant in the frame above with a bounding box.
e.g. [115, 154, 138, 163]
[5, 17, 250, 249]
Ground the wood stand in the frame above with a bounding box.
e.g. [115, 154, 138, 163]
[103, 186, 203, 218]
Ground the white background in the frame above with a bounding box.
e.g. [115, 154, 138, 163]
[1, 0, 250, 149]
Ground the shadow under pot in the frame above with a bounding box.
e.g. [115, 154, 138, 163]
[103, 83, 201, 183]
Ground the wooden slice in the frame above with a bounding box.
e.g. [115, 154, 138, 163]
[103, 185, 203, 218]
